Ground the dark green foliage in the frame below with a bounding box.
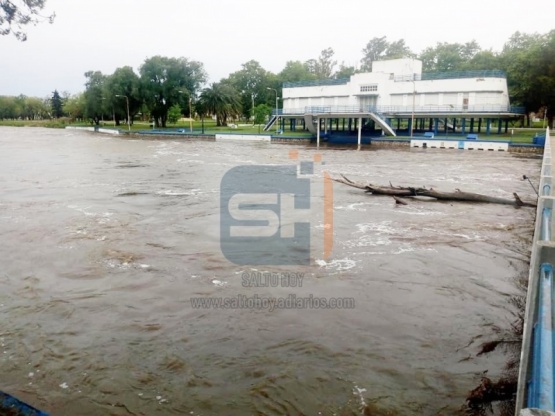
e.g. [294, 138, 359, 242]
[139, 55, 207, 128]
[361, 36, 415, 71]
[199, 82, 241, 126]
[51, 89, 63, 118]
[83, 71, 105, 125]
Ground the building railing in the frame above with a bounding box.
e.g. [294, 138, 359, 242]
[283, 71, 507, 89]
[421, 70, 507, 81]
[274, 105, 525, 116]
[282, 78, 350, 88]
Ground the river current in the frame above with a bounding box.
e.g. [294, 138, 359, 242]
[0, 127, 540, 415]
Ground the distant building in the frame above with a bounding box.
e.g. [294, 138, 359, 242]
[271, 58, 524, 142]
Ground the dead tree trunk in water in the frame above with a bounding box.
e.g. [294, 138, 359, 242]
[333, 175, 537, 208]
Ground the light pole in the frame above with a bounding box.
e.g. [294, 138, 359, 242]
[189, 97, 193, 133]
[267, 87, 279, 132]
[251, 93, 255, 126]
[410, 79, 415, 138]
[115, 95, 130, 132]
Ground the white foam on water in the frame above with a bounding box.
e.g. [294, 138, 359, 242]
[177, 158, 205, 164]
[353, 385, 367, 410]
[156, 188, 204, 197]
[340, 221, 398, 249]
[394, 208, 444, 217]
[335, 202, 374, 212]
[315, 258, 357, 271]
[452, 233, 484, 241]
[393, 245, 416, 255]
[212, 279, 227, 287]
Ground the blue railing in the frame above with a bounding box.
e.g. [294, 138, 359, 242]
[283, 78, 349, 88]
[283, 71, 507, 89]
[274, 105, 525, 116]
[517, 127, 555, 414]
[528, 263, 554, 409]
[421, 70, 506, 81]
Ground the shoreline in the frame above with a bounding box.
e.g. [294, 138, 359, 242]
[64, 126, 544, 154]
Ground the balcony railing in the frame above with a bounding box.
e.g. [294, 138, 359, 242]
[274, 105, 525, 116]
[282, 78, 350, 88]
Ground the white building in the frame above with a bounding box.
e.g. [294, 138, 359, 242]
[273, 58, 523, 142]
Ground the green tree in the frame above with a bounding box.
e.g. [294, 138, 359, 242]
[464, 50, 500, 70]
[83, 70, 106, 125]
[63, 93, 85, 121]
[51, 89, 63, 118]
[419, 41, 481, 72]
[361, 37, 414, 71]
[27, 96, 48, 119]
[500, 30, 555, 127]
[334, 63, 356, 79]
[139, 55, 207, 128]
[384, 39, 415, 60]
[0, 0, 55, 41]
[225, 60, 275, 119]
[253, 103, 271, 125]
[306, 47, 336, 79]
[199, 82, 241, 127]
[104, 66, 141, 126]
[361, 36, 389, 71]
[278, 61, 316, 83]
[167, 103, 181, 124]
[0, 95, 18, 119]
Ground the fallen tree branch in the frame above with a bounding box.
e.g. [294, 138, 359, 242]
[392, 196, 409, 205]
[332, 175, 537, 208]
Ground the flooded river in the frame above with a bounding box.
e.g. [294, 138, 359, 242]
[0, 127, 540, 415]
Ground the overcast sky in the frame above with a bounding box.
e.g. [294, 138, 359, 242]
[1, 0, 554, 98]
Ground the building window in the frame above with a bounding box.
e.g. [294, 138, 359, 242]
[360, 84, 378, 92]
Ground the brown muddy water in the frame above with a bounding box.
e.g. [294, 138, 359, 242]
[0, 127, 541, 415]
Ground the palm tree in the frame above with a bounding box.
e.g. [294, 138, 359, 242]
[198, 82, 241, 126]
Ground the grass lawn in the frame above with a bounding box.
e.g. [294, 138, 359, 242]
[0, 119, 547, 144]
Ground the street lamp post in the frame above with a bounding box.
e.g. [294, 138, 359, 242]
[266, 87, 279, 132]
[251, 93, 255, 126]
[115, 95, 130, 132]
[410, 79, 416, 138]
[189, 97, 193, 133]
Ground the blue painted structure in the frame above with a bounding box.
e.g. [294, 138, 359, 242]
[516, 128, 555, 414]
[0, 391, 49, 415]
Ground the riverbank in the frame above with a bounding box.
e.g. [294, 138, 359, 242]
[65, 126, 545, 154]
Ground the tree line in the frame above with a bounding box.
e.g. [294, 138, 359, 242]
[1, 31, 554, 128]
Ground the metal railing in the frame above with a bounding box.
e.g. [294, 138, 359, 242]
[517, 127, 555, 415]
[283, 71, 507, 89]
[275, 105, 525, 116]
[421, 70, 506, 81]
[282, 78, 349, 88]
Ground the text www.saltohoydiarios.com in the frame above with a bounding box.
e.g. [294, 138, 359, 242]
[190, 294, 355, 312]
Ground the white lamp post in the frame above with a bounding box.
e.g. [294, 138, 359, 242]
[410, 79, 416, 138]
